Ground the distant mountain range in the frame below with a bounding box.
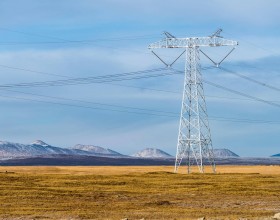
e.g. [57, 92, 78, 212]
[1, 139, 278, 161]
[0, 140, 123, 159]
[0, 140, 280, 166]
[131, 148, 239, 158]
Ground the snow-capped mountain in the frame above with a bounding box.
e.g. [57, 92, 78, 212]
[0, 140, 124, 159]
[0, 141, 27, 158]
[31, 140, 49, 147]
[0, 140, 75, 159]
[132, 148, 173, 158]
[31, 140, 74, 155]
[271, 153, 280, 157]
[70, 144, 122, 157]
[213, 148, 239, 158]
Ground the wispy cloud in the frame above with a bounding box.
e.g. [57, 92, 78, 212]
[0, 0, 279, 156]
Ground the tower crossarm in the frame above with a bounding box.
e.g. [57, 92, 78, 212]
[148, 36, 238, 49]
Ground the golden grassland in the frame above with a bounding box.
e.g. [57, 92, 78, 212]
[0, 165, 279, 219]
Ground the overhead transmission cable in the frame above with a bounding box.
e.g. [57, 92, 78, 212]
[0, 27, 158, 44]
[0, 65, 278, 124]
[0, 71, 278, 124]
[1, 62, 280, 103]
[0, 72, 278, 123]
[1, 65, 280, 109]
[223, 31, 280, 57]
[219, 66, 280, 92]
[0, 62, 180, 93]
[2, 27, 278, 124]
[1, 93, 280, 125]
[1, 88, 178, 115]
[0, 27, 189, 63]
[0, 93, 176, 118]
[0, 66, 212, 89]
[0, 63, 69, 78]
[0, 68, 173, 88]
[203, 79, 280, 109]
[0, 36, 158, 45]
[2, 75, 280, 124]
[171, 68, 280, 109]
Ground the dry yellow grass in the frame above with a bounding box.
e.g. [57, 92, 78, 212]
[0, 165, 279, 219]
[1, 165, 279, 175]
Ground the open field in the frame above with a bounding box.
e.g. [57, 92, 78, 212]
[0, 166, 280, 219]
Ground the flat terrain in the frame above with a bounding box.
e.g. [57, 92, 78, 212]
[0, 166, 279, 219]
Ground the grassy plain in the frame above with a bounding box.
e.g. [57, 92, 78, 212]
[0, 165, 279, 219]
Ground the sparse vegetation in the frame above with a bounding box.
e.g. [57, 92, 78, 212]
[0, 166, 279, 219]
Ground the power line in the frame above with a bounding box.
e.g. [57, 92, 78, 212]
[2, 69, 280, 123]
[0, 65, 214, 89]
[0, 27, 191, 64]
[0, 51, 279, 121]
[224, 62, 280, 85]
[0, 68, 173, 88]
[0, 64, 69, 78]
[4, 61, 276, 102]
[2, 80, 280, 125]
[0, 62, 184, 93]
[0, 27, 70, 41]
[2, 62, 280, 108]
[3, 64, 280, 102]
[223, 31, 280, 57]
[1, 71, 177, 88]
[0, 27, 158, 44]
[2, 88, 179, 115]
[0, 66, 278, 124]
[1, 28, 279, 128]
[204, 79, 280, 109]
[0, 93, 176, 118]
[0, 36, 158, 45]
[0, 65, 277, 123]
[219, 67, 280, 92]
[1, 62, 280, 103]
[171, 68, 280, 109]
[1, 93, 279, 125]
[209, 116, 280, 124]
[0, 63, 168, 79]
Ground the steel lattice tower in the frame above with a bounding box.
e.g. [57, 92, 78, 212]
[148, 30, 238, 173]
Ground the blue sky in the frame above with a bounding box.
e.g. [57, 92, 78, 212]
[0, 0, 279, 156]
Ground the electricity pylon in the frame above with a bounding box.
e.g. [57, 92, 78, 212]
[148, 29, 238, 173]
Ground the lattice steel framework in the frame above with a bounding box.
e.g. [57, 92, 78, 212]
[148, 30, 238, 173]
